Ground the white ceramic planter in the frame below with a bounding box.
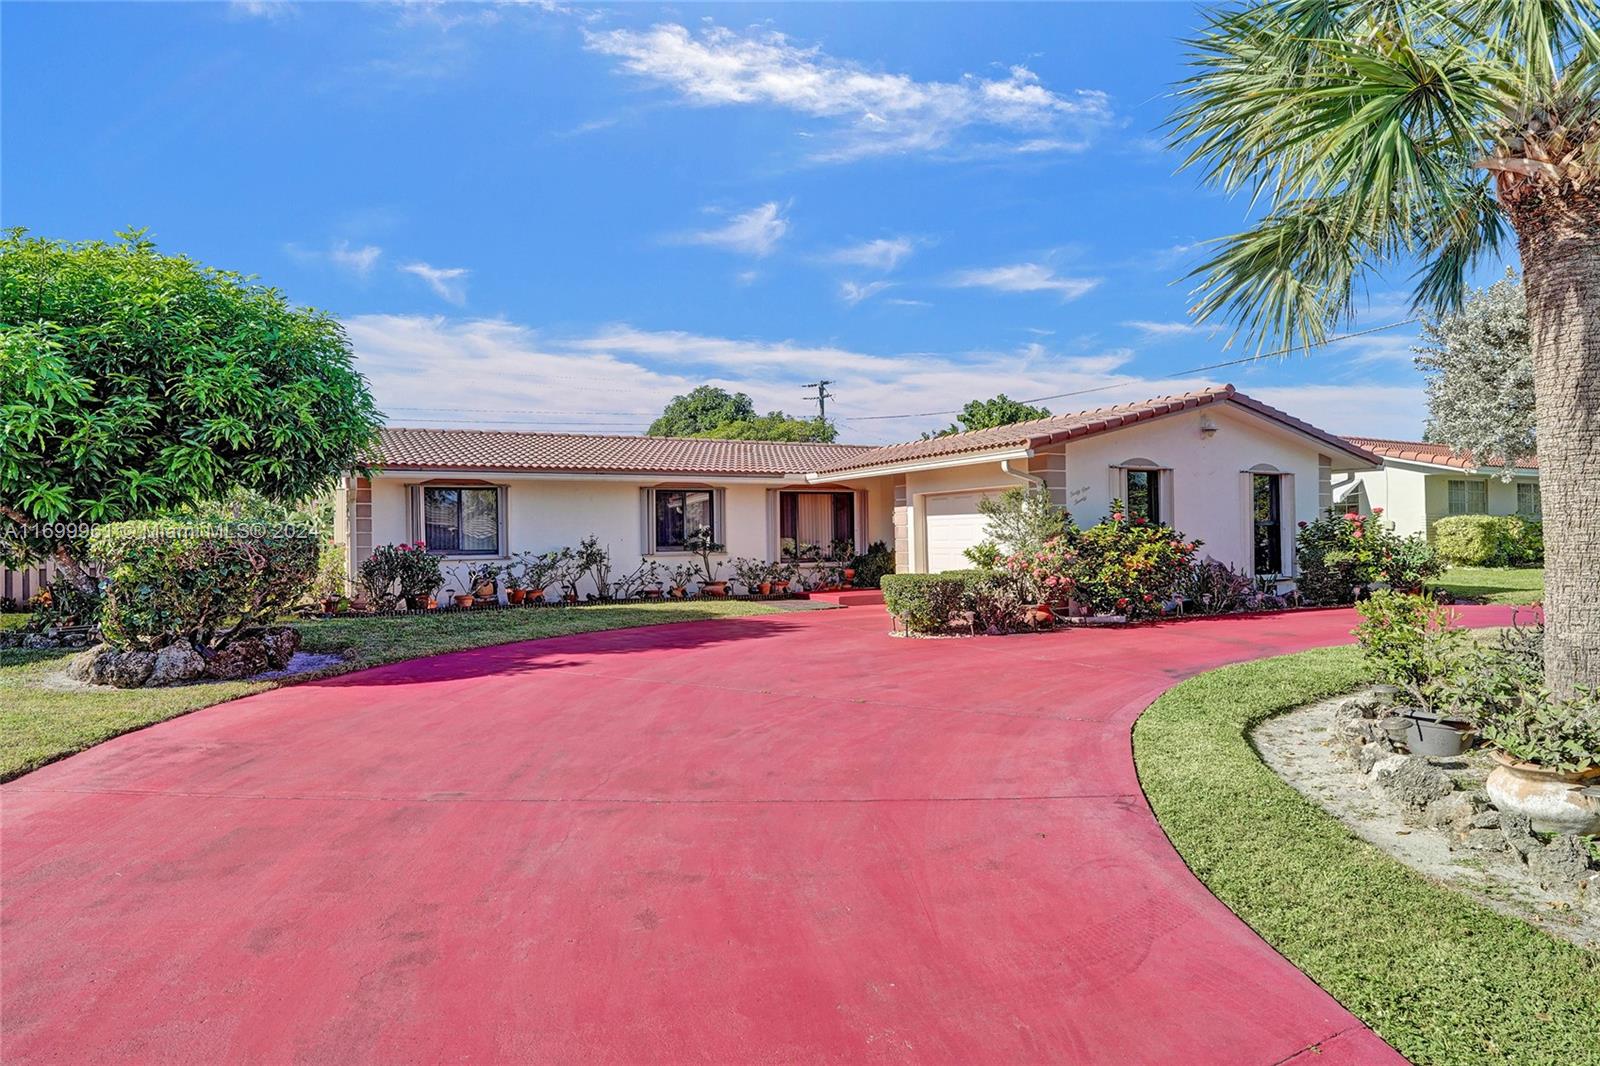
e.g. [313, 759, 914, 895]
[1485, 752, 1600, 834]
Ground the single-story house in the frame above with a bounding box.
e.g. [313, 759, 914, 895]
[1333, 438, 1540, 539]
[333, 384, 1380, 599]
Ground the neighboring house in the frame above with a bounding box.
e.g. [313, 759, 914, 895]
[1333, 438, 1541, 540]
[333, 384, 1379, 598]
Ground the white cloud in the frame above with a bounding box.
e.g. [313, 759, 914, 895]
[230, 0, 297, 19]
[1124, 320, 1220, 338]
[345, 315, 1235, 444]
[584, 22, 1113, 161]
[328, 241, 383, 277]
[951, 263, 1100, 301]
[829, 237, 914, 272]
[1248, 384, 1426, 440]
[678, 202, 788, 257]
[400, 261, 470, 304]
[840, 280, 894, 306]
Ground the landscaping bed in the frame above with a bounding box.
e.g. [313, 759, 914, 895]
[1134, 647, 1600, 1066]
[0, 600, 782, 782]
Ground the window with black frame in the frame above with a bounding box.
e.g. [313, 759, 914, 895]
[654, 489, 715, 552]
[1252, 474, 1281, 574]
[778, 491, 855, 556]
[422, 487, 500, 554]
[1125, 469, 1161, 524]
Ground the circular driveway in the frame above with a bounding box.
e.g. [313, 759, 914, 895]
[2, 605, 1517, 1063]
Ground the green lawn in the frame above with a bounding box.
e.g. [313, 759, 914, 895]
[1428, 566, 1545, 605]
[1, 600, 782, 783]
[1133, 646, 1599, 1066]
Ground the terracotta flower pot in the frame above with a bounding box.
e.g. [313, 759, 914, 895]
[843, 568, 856, 585]
[759, 582, 773, 596]
[701, 581, 729, 597]
[453, 594, 474, 609]
[670, 587, 687, 599]
[1486, 751, 1600, 834]
[475, 583, 496, 600]
[427, 597, 438, 610]
[643, 588, 664, 600]
[773, 580, 789, 593]
[563, 593, 578, 604]
[507, 589, 526, 605]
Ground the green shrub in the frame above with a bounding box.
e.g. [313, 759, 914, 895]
[848, 540, 895, 588]
[1296, 509, 1442, 603]
[312, 541, 348, 601]
[26, 576, 103, 631]
[90, 518, 318, 650]
[1066, 502, 1201, 618]
[1353, 591, 1470, 714]
[882, 571, 974, 633]
[1431, 514, 1542, 567]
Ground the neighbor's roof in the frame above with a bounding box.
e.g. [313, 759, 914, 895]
[814, 385, 1380, 474]
[375, 427, 873, 477]
[1343, 437, 1539, 471]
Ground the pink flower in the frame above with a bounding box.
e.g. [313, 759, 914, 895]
[1343, 513, 1358, 522]
[1111, 512, 1124, 522]
[1372, 507, 1384, 515]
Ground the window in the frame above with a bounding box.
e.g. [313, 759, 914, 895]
[422, 487, 500, 554]
[1517, 482, 1541, 518]
[1253, 474, 1282, 575]
[1447, 479, 1488, 515]
[1125, 469, 1161, 524]
[654, 489, 715, 552]
[779, 491, 855, 556]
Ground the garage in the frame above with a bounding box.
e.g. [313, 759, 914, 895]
[922, 489, 1004, 572]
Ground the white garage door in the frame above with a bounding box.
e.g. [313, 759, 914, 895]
[923, 490, 1002, 572]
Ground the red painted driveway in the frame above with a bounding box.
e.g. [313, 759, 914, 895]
[2, 605, 1519, 1064]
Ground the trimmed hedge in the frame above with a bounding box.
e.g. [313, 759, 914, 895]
[881, 571, 977, 633]
[1431, 514, 1542, 567]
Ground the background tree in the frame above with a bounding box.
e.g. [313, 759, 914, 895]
[931, 394, 1052, 437]
[648, 385, 836, 442]
[1169, 0, 1600, 696]
[0, 229, 382, 582]
[1415, 271, 1536, 476]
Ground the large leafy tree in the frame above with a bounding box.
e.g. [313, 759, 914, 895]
[1415, 270, 1536, 475]
[1170, 0, 1600, 696]
[932, 394, 1052, 437]
[647, 385, 835, 441]
[1, 229, 381, 580]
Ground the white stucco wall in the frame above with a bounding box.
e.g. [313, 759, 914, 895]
[347, 474, 891, 599]
[1050, 404, 1341, 577]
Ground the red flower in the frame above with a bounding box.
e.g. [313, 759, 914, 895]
[1297, 521, 1308, 529]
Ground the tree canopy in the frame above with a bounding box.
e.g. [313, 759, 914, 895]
[932, 395, 1052, 437]
[1, 229, 381, 566]
[1415, 271, 1535, 477]
[647, 385, 836, 442]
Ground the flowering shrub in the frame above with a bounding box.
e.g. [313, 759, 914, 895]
[1296, 509, 1441, 604]
[1001, 535, 1077, 608]
[1353, 590, 1471, 714]
[90, 519, 318, 651]
[1066, 503, 1201, 619]
[359, 542, 443, 605]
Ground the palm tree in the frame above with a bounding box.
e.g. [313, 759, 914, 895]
[1169, 0, 1599, 698]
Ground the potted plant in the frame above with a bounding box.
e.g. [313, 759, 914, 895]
[575, 534, 613, 601]
[1353, 591, 1476, 756]
[394, 542, 443, 611]
[513, 549, 564, 606]
[667, 563, 697, 599]
[466, 562, 500, 604]
[686, 526, 728, 596]
[731, 557, 766, 597]
[503, 560, 527, 605]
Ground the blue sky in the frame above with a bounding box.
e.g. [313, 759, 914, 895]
[4, 1, 1507, 442]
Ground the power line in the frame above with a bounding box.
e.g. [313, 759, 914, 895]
[840, 320, 1417, 422]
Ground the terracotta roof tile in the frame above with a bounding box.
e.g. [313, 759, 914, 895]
[1342, 437, 1538, 471]
[815, 385, 1380, 473]
[377, 427, 872, 477]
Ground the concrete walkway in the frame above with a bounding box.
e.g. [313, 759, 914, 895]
[2, 605, 1518, 1063]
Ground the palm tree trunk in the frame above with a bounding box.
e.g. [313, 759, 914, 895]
[1512, 184, 1600, 699]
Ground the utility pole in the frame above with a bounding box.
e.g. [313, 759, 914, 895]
[803, 380, 835, 422]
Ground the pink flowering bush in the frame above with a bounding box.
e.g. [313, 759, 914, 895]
[1066, 501, 1201, 619]
[1296, 509, 1441, 605]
